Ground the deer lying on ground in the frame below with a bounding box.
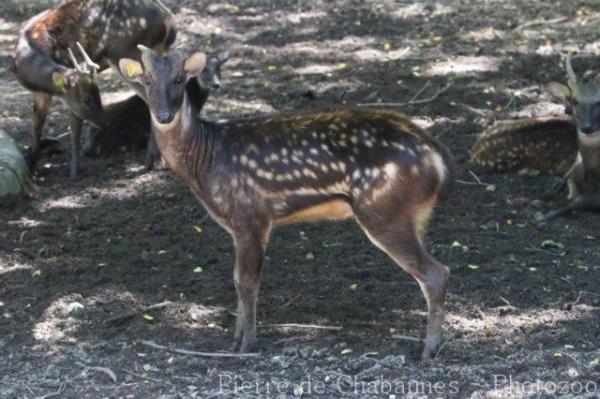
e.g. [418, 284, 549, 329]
[470, 116, 577, 176]
[537, 54, 600, 221]
[119, 46, 456, 360]
[11, 0, 176, 177]
[84, 50, 230, 157]
[470, 54, 600, 221]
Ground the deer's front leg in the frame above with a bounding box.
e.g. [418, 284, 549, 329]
[144, 130, 159, 170]
[232, 231, 267, 353]
[69, 112, 84, 178]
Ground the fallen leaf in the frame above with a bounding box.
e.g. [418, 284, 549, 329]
[143, 314, 154, 321]
[193, 225, 203, 233]
[467, 264, 480, 270]
[541, 240, 565, 250]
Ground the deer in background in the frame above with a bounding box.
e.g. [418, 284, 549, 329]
[118, 46, 456, 361]
[11, 0, 176, 178]
[470, 54, 600, 222]
[538, 54, 600, 221]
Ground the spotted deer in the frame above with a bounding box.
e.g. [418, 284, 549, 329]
[470, 54, 600, 221]
[537, 54, 600, 221]
[470, 116, 577, 176]
[11, 0, 176, 177]
[118, 47, 456, 360]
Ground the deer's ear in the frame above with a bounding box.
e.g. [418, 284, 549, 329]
[52, 72, 69, 92]
[184, 52, 207, 79]
[119, 58, 144, 81]
[546, 82, 571, 101]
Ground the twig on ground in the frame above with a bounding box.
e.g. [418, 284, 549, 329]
[104, 301, 172, 325]
[358, 81, 453, 107]
[468, 170, 484, 185]
[456, 170, 491, 187]
[513, 17, 568, 32]
[140, 340, 260, 358]
[409, 81, 432, 103]
[391, 334, 422, 342]
[280, 294, 301, 309]
[557, 351, 582, 369]
[259, 323, 343, 331]
[75, 361, 117, 383]
[35, 384, 65, 399]
[122, 368, 162, 383]
[526, 246, 566, 257]
[455, 102, 489, 116]
[497, 295, 512, 306]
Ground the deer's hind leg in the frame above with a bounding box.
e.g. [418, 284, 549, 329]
[28, 92, 52, 170]
[354, 197, 449, 361]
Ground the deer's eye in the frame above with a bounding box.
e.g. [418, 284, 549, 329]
[142, 75, 152, 86]
[175, 75, 184, 85]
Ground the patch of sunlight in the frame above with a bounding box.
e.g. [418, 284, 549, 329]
[8, 217, 46, 228]
[33, 293, 85, 343]
[40, 195, 88, 210]
[208, 98, 275, 114]
[354, 47, 411, 62]
[0, 33, 16, 43]
[295, 64, 338, 75]
[285, 10, 327, 24]
[509, 102, 565, 119]
[100, 90, 137, 105]
[461, 27, 506, 42]
[422, 56, 501, 77]
[446, 305, 596, 335]
[390, 3, 453, 19]
[0, 18, 18, 30]
[0, 262, 32, 275]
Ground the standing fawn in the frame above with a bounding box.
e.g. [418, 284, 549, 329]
[119, 47, 456, 360]
[12, 0, 176, 177]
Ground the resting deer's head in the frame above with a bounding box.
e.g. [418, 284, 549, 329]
[548, 53, 600, 138]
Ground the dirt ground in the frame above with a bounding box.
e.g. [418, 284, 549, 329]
[1, 0, 599, 398]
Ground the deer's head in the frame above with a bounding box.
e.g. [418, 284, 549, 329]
[118, 46, 206, 125]
[52, 42, 102, 122]
[548, 54, 600, 138]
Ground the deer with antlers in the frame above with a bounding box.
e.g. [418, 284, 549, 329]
[11, 0, 176, 178]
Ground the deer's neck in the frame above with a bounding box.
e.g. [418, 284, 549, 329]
[151, 95, 217, 192]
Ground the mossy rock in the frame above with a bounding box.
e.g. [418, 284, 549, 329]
[0, 129, 31, 206]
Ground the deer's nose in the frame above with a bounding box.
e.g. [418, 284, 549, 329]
[156, 110, 174, 124]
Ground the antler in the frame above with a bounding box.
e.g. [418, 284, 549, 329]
[137, 44, 157, 70]
[565, 53, 577, 89]
[67, 47, 85, 73]
[75, 42, 100, 75]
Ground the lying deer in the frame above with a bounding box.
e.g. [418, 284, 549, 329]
[84, 50, 230, 158]
[119, 46, 456, 360]
[538, 54, 600, 221]
[471, 54, 600, 221]
[12, 0, 176, 177]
